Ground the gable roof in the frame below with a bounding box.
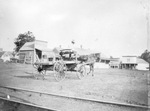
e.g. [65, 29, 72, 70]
[19, 40, 50, 51]
[19, 42, 34, 51]
[122, 56, 137, 57]
[137, 57, 149, 64]
[53, 47, 62, 54]
[0, 51, 13, 59]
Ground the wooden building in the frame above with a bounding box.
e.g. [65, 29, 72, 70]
[120, 56, 137, 69]
[109, 58, 121, 68]
[19, 40, 53, 63]
[99, 53, 110, 64]
[0, 51, 13, 62]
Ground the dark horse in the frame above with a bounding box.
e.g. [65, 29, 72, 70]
[78, 54, 96, 76]
[141, 50, 150, 71]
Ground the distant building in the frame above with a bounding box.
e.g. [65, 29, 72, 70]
[99, 53, 110, 64]
[19, 40, 53, 63]
[109, 58, 121, 68]
[53, 47, 62, 54]
[94, 53, 110, 69]
[120, 56, 149, 70]
[120, 56, 137, 69]
[0, 51, 13, 62]
[94, 53, 100, 62]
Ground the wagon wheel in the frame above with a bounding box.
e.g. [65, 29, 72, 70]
[53, 61, 66, 81]
[76, 65, 86, 79]
[33, 63, 46, 80]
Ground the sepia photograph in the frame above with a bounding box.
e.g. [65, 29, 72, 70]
[0, 0, 149, 111]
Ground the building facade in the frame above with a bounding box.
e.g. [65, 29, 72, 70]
[120, 56, 149, 70]
[19, 40, 52, 63]
[120, 56, 137, 69]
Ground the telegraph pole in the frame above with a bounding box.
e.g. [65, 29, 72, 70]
[141, 0, 150, 71]
[141, 0, 150, 51]
[146, 0, 150, 72]
[146, 0, 150, 51]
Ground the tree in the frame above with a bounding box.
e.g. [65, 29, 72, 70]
[141, 50, 150, 71]
[141, 50, 150, 62]
[14, 31, 35, 52]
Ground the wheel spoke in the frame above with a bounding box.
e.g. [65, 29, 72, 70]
[54, 62, 66, 81]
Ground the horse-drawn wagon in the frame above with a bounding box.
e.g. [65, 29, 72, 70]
[33, 48, 96, 81]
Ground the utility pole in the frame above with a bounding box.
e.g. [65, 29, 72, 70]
[141, 0, 150, 51]
[145, 0, 150, 72]
[141, 0, 150, 71]
[146, 0, 150, 51]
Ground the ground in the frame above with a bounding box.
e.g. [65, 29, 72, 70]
[0, 62, 149, 110]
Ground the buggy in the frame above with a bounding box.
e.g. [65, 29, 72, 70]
[33, 49, 95, 81]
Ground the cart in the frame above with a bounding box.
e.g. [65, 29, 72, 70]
[33, 49, 94, 81]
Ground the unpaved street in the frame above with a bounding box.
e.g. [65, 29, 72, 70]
[0, 62, 149, 110]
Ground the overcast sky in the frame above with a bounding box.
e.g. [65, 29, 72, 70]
[0, 0, 149, 57]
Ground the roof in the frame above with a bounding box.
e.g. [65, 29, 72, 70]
[19, 40, 50, 51]
[109, 61, 121, 65]
[0, 51, 13, 58]
[110, 58, 120, 61]
[122, 56, 137, 57]
[35, 40, 47, 43]
[35, 45, 52, 52]
[19, 42, 34, 51]
[53, 47, 63, 54]
[137, 57, 149, 64]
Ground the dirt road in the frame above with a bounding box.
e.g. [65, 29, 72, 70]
[0, 62, 149, 110]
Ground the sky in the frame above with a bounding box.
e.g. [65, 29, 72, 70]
[0, 0, 149, 57]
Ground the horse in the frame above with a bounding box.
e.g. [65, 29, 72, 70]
[77, 54, 96, 76]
